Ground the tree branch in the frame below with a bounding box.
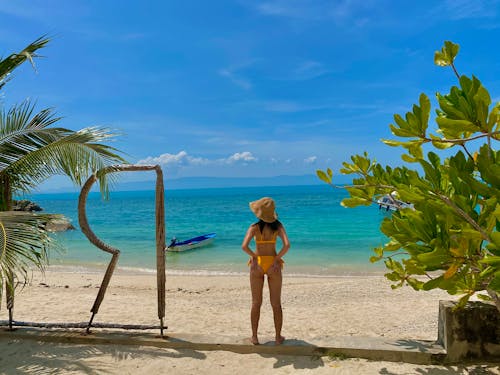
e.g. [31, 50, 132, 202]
[450, 62, 460, 80]
[461, 144, 474, 160]
[424, 131, 500, 144]
[435, 193, 491, 242]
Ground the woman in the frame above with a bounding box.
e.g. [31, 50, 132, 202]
[241, 197, 290, 345]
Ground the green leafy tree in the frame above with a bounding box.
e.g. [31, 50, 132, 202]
[317, 41, 500, 313]
[0, 36, 127, 312]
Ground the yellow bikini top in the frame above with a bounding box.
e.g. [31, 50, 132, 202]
[254, 229, 278, 245]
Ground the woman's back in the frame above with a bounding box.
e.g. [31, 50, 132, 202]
[253, 221, 281, 256]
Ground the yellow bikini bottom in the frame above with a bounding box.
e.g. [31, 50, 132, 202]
[248, 256, 284, 273]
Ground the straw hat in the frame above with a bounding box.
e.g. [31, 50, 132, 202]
[249, 197, 278, 223]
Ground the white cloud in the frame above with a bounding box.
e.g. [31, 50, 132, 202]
[137, 151, 209, 167]
[304, 156, 317, 164]
[225, 151, 258, 164]
[137, 150, 258, 168]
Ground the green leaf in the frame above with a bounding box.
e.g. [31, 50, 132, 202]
[385, 271, 401, 282]
[403, 259, 426, 275]
[316, 169, 331, 184]
[489, 273, 500, 292]
[477, 294, 492, 301]
[407, 277, 424, 290]
[422, 276, 443, 291]
[489, 231, 500, 248]
[417, 247, 450, 269]
[402, 153, 418, 163]
[389, 94, 430, 140]
[436, 117, 478, 133]
[434, 41, 460, 67]
[382, 139, 407, 147]
[341, 197, 371, 208]
[374, 247, 384, 257]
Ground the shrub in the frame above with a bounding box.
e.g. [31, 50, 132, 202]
[317, 41, 500, 312]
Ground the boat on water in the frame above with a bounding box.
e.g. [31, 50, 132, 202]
[377, 193, 414, 211]
[166, 233, 216, 252]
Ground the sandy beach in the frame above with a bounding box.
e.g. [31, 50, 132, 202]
[0, 268, 498, 374]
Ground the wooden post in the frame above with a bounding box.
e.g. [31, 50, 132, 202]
[155, 166, 166, 336]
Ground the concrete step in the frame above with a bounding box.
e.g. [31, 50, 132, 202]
[0, 326, 446, 365]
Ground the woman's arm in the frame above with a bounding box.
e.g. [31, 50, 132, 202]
[270, 225, 290, 272]
[275, 225, 290, 260]
[241, 225, 257, 259]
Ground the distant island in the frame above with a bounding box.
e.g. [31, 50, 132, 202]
[38, 174, 351, 193]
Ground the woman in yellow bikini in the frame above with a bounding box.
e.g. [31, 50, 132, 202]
[241, 197, 290, 345]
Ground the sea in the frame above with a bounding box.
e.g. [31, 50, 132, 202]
[27, 185, 392, 277]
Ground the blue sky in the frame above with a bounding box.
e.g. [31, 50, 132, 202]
[1, 0, 500, 189]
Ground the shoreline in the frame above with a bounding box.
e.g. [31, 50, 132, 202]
[46, 262, 386, 278]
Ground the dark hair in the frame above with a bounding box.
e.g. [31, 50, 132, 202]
[254, 219, 282, 233]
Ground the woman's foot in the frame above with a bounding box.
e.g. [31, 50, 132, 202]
[251, 336, 260, 345]
[275, 335, 285, 345]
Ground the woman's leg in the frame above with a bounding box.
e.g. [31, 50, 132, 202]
[267, 267, 284, 344]
[250, 267, 264, 344]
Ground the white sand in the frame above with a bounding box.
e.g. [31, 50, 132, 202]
[0, 269, 498, 374]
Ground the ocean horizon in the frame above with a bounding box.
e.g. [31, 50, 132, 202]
[27, 184, 391, 277]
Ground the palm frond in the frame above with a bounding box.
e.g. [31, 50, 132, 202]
[0, 35, 50, 90]
[3, 126, 126, 194]
[0, 211, 62, 300]
[0, 102, 68, 171]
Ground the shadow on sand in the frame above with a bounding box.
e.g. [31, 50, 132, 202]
[1, 338, 207, 375]
[255, 338, 325, 370]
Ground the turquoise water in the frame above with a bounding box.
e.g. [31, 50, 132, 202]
[28, 185, 391, 276]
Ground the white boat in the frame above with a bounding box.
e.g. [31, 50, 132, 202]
[166, 233, 216, 252]
[377, 193, 414, 211]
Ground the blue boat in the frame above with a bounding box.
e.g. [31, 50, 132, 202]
[377, 193, 414, 211]
[166, 233, 216, 252]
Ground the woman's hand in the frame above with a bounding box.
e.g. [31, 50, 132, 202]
[250, 256, 260, 271]
[271, 257, 282, 273]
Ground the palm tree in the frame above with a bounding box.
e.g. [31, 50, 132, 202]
[0, 36, 127, 325]
[0, 35, 49, 90]
[0, 101, 125, 208]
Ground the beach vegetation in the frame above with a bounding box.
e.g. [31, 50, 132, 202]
[317, 41, 500, 313]
[0, 36, 126, 304]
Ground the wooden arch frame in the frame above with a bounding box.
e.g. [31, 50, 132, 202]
[78, 164, 166, 336]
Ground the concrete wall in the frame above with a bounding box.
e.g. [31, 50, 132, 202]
[438, 300, 500, 363]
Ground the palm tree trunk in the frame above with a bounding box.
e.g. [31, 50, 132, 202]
[0, 174, 12, 211]
[0, 174, 14, 327]
[6, 271, 14, 330]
